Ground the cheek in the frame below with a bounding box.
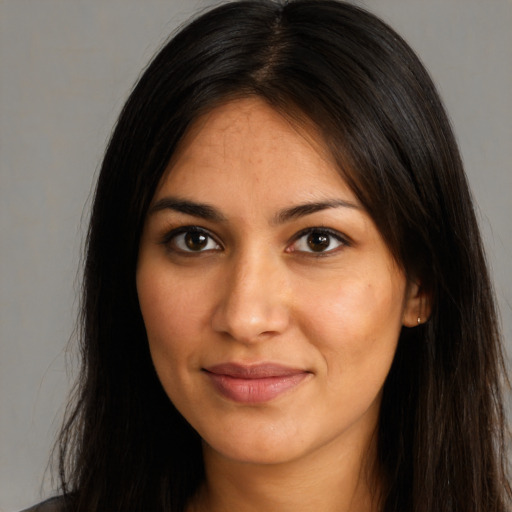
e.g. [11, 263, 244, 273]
[138, 269, 207, 340]
[301, 278, 404, 428]
[136, 269, 213, 411]
[136, 270, 211, 387]
[303, 273, 403, 332]
[296, 270, 405, 374]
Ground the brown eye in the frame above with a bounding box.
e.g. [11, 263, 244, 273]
[166, 228, 221, 253]
[288, 228, 348, 254]
[185, 231, 208, 251]
[307, 232, 330, 252]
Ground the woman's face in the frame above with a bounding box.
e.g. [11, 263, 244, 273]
[137, 98, 420, 466]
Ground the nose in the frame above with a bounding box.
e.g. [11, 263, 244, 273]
[211, 250, 290, 343]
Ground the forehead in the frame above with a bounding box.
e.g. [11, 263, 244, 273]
[155, 97, 357, 207]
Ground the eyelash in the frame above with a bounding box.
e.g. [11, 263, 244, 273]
[159, 226, 222, 254]
[286, 227, 350, 256]
[159, 226, 350, 256]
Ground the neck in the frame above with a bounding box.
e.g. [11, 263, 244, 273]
[189, 430, 381, 512]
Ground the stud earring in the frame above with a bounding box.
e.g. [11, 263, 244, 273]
[417, 316, 421, 325]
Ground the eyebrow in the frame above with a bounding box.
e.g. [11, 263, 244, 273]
[272, 199, 360, 225]
[148, 196, 360, 224]
[149, 197, 227, 222]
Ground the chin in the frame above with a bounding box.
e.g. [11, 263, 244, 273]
[205, 441, 306, 466]
[200, 420, 318, 467]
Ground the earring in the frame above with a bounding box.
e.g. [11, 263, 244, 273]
[417, 316, 421, 325]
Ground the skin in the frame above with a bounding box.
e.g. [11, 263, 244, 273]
[136, 97, 425, 512]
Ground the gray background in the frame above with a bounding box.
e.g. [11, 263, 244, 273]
[1, 1, 510, 510]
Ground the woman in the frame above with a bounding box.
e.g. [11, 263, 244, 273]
[26, 1, 510, 511]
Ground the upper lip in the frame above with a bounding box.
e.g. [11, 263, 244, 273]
[204, 363, 309, 379]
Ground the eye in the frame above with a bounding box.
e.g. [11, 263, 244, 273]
[162, 227, 221, 253]
[288, 228, 348, 254]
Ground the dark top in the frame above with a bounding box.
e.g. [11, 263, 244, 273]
[20, 497, 65, 512]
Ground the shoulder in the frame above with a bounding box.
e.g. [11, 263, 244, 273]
[19, 497, 67, 512]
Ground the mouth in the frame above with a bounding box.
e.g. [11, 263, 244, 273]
[203, 363, 311, 404]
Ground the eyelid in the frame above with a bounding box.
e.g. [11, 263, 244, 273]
[159, 225, 223, 253]
[158, 225, 350, 256]
[286, 227, 351, 255]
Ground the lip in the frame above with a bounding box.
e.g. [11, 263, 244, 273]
[203, 363, 311, 403]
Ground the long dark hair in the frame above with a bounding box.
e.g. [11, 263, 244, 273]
[55, 1, 511, 510]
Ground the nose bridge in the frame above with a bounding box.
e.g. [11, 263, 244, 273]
[211, 243, 289, 342]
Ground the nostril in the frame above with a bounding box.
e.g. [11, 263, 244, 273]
[211, 300, 289, 343]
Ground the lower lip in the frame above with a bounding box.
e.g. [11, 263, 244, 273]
[205, 372, 310, 404]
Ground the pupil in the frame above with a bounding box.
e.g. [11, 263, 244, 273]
[185, 232, 207, 250]
[307, 232, 329, 252]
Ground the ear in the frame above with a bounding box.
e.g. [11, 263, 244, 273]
[402, 281, 431, 327]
